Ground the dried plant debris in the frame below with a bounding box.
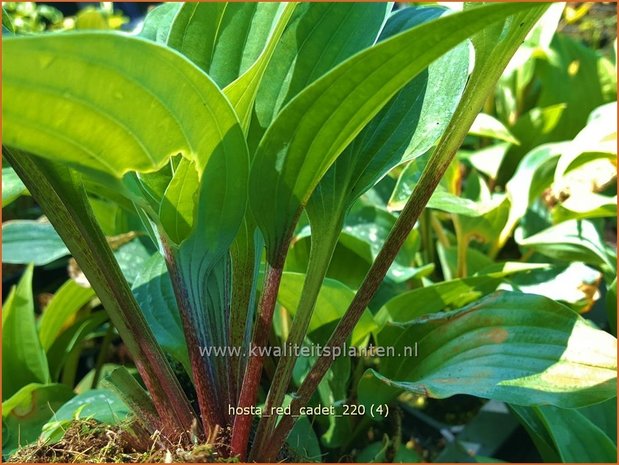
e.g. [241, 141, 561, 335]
[8, 419, 239, 463]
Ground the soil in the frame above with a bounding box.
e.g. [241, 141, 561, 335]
[7, 419, 239, 464]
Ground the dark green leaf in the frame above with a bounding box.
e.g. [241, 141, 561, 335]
[250, 3, 536, 257]
[361, 291, 617, 409]
[255, 2, 391, 128]
[132, 253, 189, 373]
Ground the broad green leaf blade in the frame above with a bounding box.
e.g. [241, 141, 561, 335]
[138, 2, 181, 42]
[250, 2, 538, 257]
[554, 101, 617, 182]
[2, 265, 50, 399]
[51, 389, 131, 426]
[131, 253, 190, 373]
[2, 220, 70, 265]
[307, 5, 470, 245]
[508, 405, 561, 462]
[513, 403, 617, 463]
[224, 3, 297, 132]
[469, 113, 519, 145]
[335, 5, 470, 201]
[499, 143, 564, 247]
[552, 192, 617, 223]
[3, 32, 246, 182]
[517, 219, 617, 271]
[167, 3, 285, 88]
[2, 383, 74, 456]
[254, 2, 391, 129]
[38, 279, 96, 351]
[46, 311, 109, 382]
[158, 158, 199, 244]
[2, 166, 28, 206]
[389, 151, 505, 218]
[342, 204, 421, 283]
[278, 272, 378, 346]
[101, 366, 160, 433]
[363, 291, 617, 409]
[505, 262, 604, 314]
[374, 263, 547, 329]
[112, 239, 153, 285]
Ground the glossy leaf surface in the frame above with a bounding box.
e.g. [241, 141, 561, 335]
[361, 291, 617, 409]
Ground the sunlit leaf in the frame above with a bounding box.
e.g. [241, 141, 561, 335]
[38, 279, 96, 350]
[360, 291, 617, 410]
[2, 265, 50, 400]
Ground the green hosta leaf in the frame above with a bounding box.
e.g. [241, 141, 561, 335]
[555, 101, 617, 181]
[46, 311, 109, 382]
[39, 389, 130, 445]
[517, 219, 616, 272]
[458, 196, 510, 245]
[512, 401, 617, 463]
[374, 262, 547, 329]
[3, 33, 249, 246]
[361, 291, 617, 409]
[2, 167, 28, 206]
[138, 2, 181, 42]
[437, 242, 495, 281]
[342, 204, 421, 283]
[389, 152, 506, 219]
[282, 395, 322, 461]
[552, 192, 617, 223]
[167, 3, 285, 88]
[75, 364, 122, 394]
[112, 238, 153, 285]
[307, 5, 470, 247]
[2, 32, 240, 176]
[505, 262, 603, 314]
[254, 2, 391, 129]
[39, 279, 96, 351]
[469, 113, 519, 145]
[279, 272, 377, 347]
[2, 265, 50, 400]
[224, 3, 297, 131]
[461, 143, 510, 180]
[2, 220, 70, 265]
[499, 143, 565, 247]
[508, 404, 561, 462]
[2, 383, 74, 456]
[158, 158, 199, 244]
[49, 389, 131, 426]
[132, 254, 189, 373]
[88, 196, 144, 237]
[536, 34, 617, 139]
[251, 3, 536, 257]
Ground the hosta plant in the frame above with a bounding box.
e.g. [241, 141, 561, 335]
[2, 2, 617, 462]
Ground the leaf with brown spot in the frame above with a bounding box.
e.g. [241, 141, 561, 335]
[359, 291, 617, 410]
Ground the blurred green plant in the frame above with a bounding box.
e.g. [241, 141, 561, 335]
[2, 2, 616, 463]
